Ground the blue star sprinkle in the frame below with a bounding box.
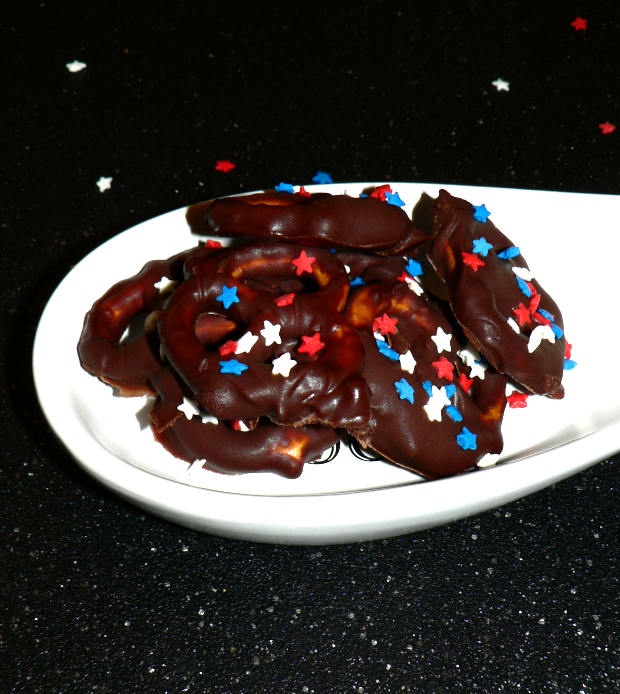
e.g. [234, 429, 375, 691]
[537, 308, 553, 321]
[472, 237, 493, 256]
[551, 323, 564, 339]
[275, 182, 295, 193]
[422, 380, 433, 397]
[456, 427, 477, 450]
[497, 246, 520, 259]
[219, 359, 248, 375]
[472, 204, 491, 223]
[350, 277, 365, 287]
[312, 171, 333, 184]
[564, 359, 577, 370]
[446, 405, 463, 422]
[394, 378, 415, 404]
[444, 384, 456, 399]
[376, 338, 400, 361]
[216, 285, 239, 309]
[404, 258, 424, 277]
[516, 277, 533, 297]
[385, 191, 406, 207]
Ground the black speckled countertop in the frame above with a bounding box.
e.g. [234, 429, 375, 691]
[2, 3, 618, 692]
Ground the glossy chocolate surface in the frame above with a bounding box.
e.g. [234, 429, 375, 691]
[427, 189, 566, 397]
[77, 188, 567, 479]
[77, 242, 343, 477]
[77, 244, 217, 396]
[188, 191, 426, 254]
[158, 242, 371, 436]
[344, 280, 507, 478]
[150, 367, 340, 478]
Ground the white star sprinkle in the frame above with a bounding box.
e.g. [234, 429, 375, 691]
[235, 331, 259, 354]
[459, 347, 487, 379]
[399, 350, 416, 374]
[271, 352, 297, 377]
[423, 385, 451, 422]
[66, 60, 87, 73]
[401, 275, 424, 296]
[528, 324, 555, 353]
[96, 176, 113, 192]
[457, 346, 480, 368]
[201, 413, 218, 425]
[154, 276, 177, 294]
[469, 360, 487, 380]
[507, 316, 520, 334]
[260, 320, 282, 346]
[492, 78, 510, 92]
[177, 397, 200, 420]
[431, 326, 452, 353]
[512, 266, 534, 281]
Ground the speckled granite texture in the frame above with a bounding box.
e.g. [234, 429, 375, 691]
[2, 3, 618, 692]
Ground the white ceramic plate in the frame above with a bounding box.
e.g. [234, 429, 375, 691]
[33, 183, 620, 544]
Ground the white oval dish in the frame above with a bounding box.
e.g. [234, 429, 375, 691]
[33, 182, 620, 544]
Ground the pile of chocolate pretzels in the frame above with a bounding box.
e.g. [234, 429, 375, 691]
[77, 187, 570, 479]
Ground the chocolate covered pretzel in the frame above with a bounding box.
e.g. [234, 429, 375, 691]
[157, 242, 371, 437]
[77, 185, 571, 480]
[150, 367, 340, 478]
[344, 279, 507, 478]
[77, 243, 219, 396]
[427, 189, 567, 397]
[187, 191, 426, 254]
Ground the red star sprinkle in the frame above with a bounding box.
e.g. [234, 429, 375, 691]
[214, 160, 236, 172]
[571, 17, 587, 31]
[370, 184, 393, 201]
[565, 342, 572, 359]
[533, 311, 551, 326]
[219, 340, 238, 356]
[298, 186, 311, 197]
[372, 313, 399, 335]
[507, 392, 529, 409]
[432, 356, 455, 381]
[462, 252, 485, 272]
[513, 303, 532, 326]
[528, 292, 541, 314]
[458, 372, 473, 394]
[599, 122, 616, 135]
[274, 293, 295, 307]
[205, 239, 222, 248]
[291, 250, 316, 275]
[298, 332, 325, 356]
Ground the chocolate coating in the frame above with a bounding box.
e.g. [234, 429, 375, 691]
[344, 280, 507, 479]
[77, 187, 569, 480]
[188, 191, 424, 254]
[149, 367, 341, 478]
[77, 244, 218, 396]
[158, 242, 371, 436]
[77, 240, 342, 477]
[427, 189, 566, 397]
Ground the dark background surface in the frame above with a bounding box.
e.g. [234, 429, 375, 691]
[2, 3, 618, 693]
